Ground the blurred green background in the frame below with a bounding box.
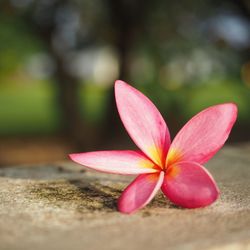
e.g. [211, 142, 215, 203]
[0, 0, 250, 165]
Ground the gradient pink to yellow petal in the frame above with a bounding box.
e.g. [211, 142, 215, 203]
[169, 103, 238, 164]
[161, 162, 219, 208]
[115, 80, 170, 166]
[69, 150, 158, 175]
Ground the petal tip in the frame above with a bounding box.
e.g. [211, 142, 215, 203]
[221, 102, 238, 129]
[117, 190, 139, 214]
[223, 102, 238, 112]
[117, 199, 135, 215]
[219, 102, 238, 119]
[114, 80, 128, 89]
[68, 153, 77, 161]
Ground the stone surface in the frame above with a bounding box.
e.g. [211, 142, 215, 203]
[0, 145, 250, 250]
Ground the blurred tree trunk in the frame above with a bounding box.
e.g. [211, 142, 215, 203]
[52, 53, 85, 148]
[103, 0, 150, 141]
[20, 2, 95, 150]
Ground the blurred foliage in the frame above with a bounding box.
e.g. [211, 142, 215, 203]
[0, 13, 42, 76]
[0, 0, 250, 143]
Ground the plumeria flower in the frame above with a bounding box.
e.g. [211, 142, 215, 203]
[69, 80, 237, 214]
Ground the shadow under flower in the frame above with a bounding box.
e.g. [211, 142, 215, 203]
[69, 179, 122, 212]
[28, 178, 181, 214]
[28, 179, 123, 213]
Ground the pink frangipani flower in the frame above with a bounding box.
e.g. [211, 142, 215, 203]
[69, 80, 238, 214]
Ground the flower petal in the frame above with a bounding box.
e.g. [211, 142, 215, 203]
[167, 103, 237, 165]
[115, 80, 171, 167]
[118, 171, 164, 214]
[161, 161, 219, 208]
[69, 150, 158, 175]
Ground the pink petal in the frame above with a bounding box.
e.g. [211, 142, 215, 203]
[167, 103, 237, 165]
[115, 80, 171, 167]
[69, 150, 159, 175]
[161, 161, 219, 208]
[118, 171, 164, 214]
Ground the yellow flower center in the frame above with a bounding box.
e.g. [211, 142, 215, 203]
[146, 146, 182, 172]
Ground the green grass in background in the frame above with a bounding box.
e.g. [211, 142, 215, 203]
[0, 81, 110, 135]
[0, 78, 249, 136]
[79, 83, 109, 123]
[0, 81, 59, 135]
[184, 78, 250, 121]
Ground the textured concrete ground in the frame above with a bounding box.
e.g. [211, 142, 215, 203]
[0, 144, 250, 250]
